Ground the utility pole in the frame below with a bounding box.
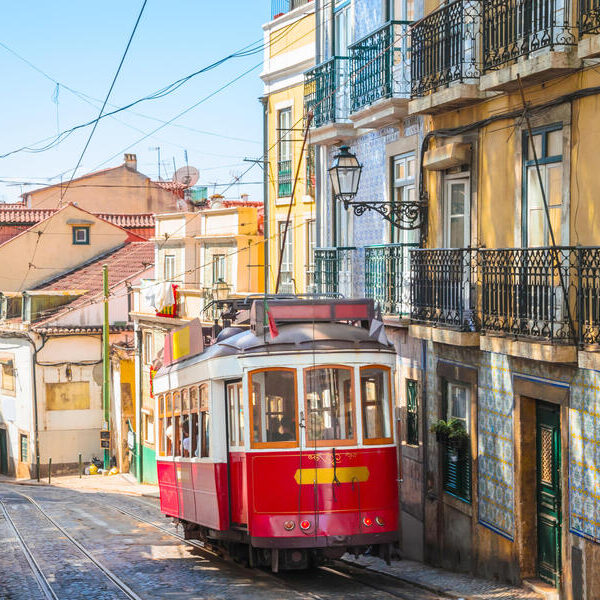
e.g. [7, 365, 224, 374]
[102, 264, 110, 469]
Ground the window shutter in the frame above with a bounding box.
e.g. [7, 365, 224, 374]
[406, 379, 418, 445]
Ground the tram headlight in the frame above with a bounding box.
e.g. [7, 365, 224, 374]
[300, 519, 311, 531]
[362, 517, 373, 527]
[375, 517, 385, 527]
[283, 520, 295, 531]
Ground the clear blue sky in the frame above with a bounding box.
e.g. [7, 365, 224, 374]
[0, 1, 272, 203]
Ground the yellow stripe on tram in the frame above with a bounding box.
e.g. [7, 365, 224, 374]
[293, 466, 370, 485]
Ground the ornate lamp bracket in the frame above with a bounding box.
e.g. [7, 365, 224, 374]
[343, 199, 428, 230]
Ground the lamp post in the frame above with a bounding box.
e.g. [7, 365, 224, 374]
[328, 145, 427, 231]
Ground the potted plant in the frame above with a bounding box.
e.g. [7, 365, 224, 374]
[447, 418, 470, 450]
[430, 419, 450, 443]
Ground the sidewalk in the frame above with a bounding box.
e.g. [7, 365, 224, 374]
[342, 555, 544, 600]
[0, 473, 160, 499]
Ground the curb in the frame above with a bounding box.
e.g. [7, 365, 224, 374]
[340, 559, 474, 600]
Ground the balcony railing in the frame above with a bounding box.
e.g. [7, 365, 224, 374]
[482, 0, 576, 71]
[304, 57, 351, 128]
[365, 243, 418, 316]
[479, 247, 577, 343]
[271, 0, 311, 19]
[277, 159, 292, 197]
[349, 21, 411, 113]
[314, 247, 356, 297]
[579, 0, 600, 35]
[410, 248, 478, 329]
[411, 0, 482, 97]
[410, 246, 600, 346]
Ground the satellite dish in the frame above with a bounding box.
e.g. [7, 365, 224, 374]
[173, 166, 199, 188]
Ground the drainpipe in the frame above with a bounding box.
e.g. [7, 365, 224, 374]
[135, 326, 143, 481]
[260, 96, 269, 294]
[421, 338, 429, 560]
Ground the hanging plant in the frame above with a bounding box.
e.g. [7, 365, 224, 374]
[430, 418, 470, 447]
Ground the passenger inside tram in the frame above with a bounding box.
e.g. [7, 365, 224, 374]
[182, 420, 191, 457]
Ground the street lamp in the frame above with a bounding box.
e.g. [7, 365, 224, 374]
[213, 278, 230, 301]
[328, 145, 427, 231]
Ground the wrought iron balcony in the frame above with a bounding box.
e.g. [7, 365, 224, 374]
[349, 21, 411, 113]
[479, 247, 578, 344]
[410, 248, 478, 330]
[304, 57, 351, 128]
[277, 159, 292, 197]
[365, 243, 418, 316]
[482, 0, 576, 71]
[579, 0, 600, 35]
[314, 247, 356, 297]
[271, 0, 311, 19]
[411, 0, 482, 97]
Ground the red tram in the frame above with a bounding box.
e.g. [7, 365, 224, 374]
[153, 298, 399, 570]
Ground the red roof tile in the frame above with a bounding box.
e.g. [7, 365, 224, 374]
[37, 241, 154, 293]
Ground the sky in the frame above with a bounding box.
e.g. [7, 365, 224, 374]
[0, 1, 273, 203]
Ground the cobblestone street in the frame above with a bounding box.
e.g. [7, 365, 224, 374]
[0, 481, 447, 600]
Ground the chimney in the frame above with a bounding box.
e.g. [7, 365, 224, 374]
[124, 153, 137, 171]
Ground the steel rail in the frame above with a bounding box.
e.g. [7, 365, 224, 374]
[0, 500, 58, 600]
[4, 492, 144, 600]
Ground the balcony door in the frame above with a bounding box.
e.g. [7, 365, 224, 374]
[443, 175, 470, 249]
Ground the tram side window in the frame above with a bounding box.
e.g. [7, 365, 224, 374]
[227, 382, 244, 447]
[199, 384, 210, 458]
[305, 367, 354, 444]
[250, 369, 296, 445]
[360, 367, 392, 443]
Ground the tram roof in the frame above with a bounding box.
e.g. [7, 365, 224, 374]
[156, 321, 393, 376]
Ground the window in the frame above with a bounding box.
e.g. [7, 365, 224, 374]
[20, 434, 27, 463]
[0, 355, 15, 394]
[250, 369, 297, 447]
[278, 221, 294, 293]
[442, 380, 471, 503]
[305, 366, 354, 445]
[143, 412, 155, 444]
[199, 384, 210, 458]
[444, 176, 470, 248]
[306, 219, 316, 291]
[72, 226, 90, 245]
[392, 153, 419, 245]
[212, 253, 226, 285]
[334, 1, 352, 55]
[227, 381, 244, 447]
[360, 367, 392, 444]
[406, 379, 418, 446]
[164, 254, 176, 282]
[277, 108, 292, 197]
[143, 332, 153, 365]
[523, 126, 564, 247]
[306, 145, 315, 197]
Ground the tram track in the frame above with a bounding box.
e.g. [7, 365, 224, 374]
[0, 492, 144, 600]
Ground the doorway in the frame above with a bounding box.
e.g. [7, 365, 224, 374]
[0, 428, 8, 475]
[536, 401, 561, 587]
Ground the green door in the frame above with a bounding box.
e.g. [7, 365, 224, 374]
[0, 428, 8, 475]
[536, 401, 561, 587]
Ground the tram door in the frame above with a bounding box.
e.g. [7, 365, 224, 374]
[226, 380, 248, 527]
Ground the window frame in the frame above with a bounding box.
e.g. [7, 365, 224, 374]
[143, 332, 153, 365]
[199, 383, 210, 458]
[359, 364, 394, 446]
[277, 107, 293, 198]
[248, 367, 298, 450]
[443, 174, 471, 249]
[72, 226, 90, 245]
[227, 380, 245, 449]
[19, 433, 28, 463]
[521, 123, 564, 248]
[278, 221, 294, 293]
[303, 364, 356, 447]
[164, 254, 176, 282]
[0, 354, 16, 395]
[406, 379, 419, 446]
[441, 378, 472, 503]
[391, 153, 418, 245]
[305, 218, 316, 292]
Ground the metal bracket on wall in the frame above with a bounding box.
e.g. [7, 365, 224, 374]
[344, 199, 428, 231]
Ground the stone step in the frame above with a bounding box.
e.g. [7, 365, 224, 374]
[523, 578, 558, 600]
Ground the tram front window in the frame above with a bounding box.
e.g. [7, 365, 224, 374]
[250, 369, 296, 446]
[305, 367, 354, 444]
[360, 367, 392, 443]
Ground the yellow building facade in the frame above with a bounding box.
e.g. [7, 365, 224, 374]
[261, 2, 316, 294]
